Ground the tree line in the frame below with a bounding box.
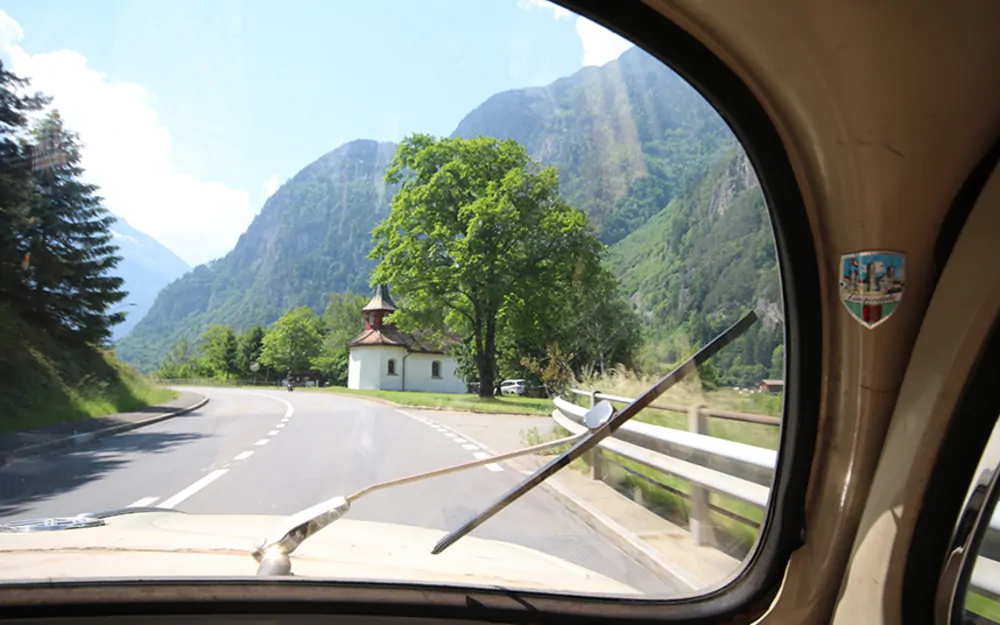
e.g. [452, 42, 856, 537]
[0, 62, 126, 345]
[155, 293, 367, 385]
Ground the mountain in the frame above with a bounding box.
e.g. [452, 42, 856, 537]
[452, 47, 733, 246]
[608, 145, 783, 385]
[107, 217, 190, 341]
[116, 47, 770, 378]
[115, 140, 397, 371]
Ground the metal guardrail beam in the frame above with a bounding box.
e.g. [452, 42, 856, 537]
[554, 396, 775, 487]
[568, 389, 781, 426]
[553, 410, 769, 508]
[554, 391, 1000, 598]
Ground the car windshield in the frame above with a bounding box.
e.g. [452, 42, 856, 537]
[0, 0, 786, 601]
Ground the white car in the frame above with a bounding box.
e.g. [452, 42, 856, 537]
[499, 379, 527, 396]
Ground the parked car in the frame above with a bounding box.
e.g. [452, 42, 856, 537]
[498, 379, 527, 396]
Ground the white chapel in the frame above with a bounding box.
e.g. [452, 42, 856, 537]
[346, 285, 466, 394]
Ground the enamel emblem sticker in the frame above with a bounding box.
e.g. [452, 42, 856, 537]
[840, 250, 905, 329]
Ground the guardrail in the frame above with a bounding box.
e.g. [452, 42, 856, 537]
[555, 388, 1000, 599]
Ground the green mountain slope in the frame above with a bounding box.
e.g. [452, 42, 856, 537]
[452, 47, 734, 245]
[117, 48, 777, 378]
[115, 140, 398, 371]
[608, 145, 783, 386]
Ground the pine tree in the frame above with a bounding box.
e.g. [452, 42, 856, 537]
[0, 61, 49, 306]
[19, 111, 126, 344]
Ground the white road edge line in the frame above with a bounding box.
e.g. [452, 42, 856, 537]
[128, 497, 158, 508]
[255, 439, 270, 446]
[247, 392, 295, 421]
[233, 451, 254, 461]
[471, 451, 504, 473]
[159, 469, 228, 509]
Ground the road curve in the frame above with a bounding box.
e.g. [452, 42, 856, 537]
[0, 386, 671, 594]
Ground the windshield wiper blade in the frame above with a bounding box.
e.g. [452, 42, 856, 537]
[431, 309, 758, 556]
[253, 428, 591, 575]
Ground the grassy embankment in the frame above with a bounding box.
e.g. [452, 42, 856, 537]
[0, 304, 175, 432]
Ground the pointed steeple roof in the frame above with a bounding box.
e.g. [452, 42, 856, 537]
[363, 284, 398, 312]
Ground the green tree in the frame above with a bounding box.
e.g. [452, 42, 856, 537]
[370, 134, 603, 397]
[0, 62, 49, 309]
[557, 266, 643, 376]
[311, 292, 367, 385]
[17, 111, 126, 344]
[769, 344, 785, 380]
[155, 337, 199, 379]
[198, 324, 239, 379]
[521, 343, 576, 397]
[259, 306, 324, 374]
[236, 325, 267, 379]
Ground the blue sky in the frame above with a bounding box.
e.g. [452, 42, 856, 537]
[0, 0, 633, 265]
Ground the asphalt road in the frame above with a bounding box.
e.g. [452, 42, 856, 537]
[0, 386, 671, 594]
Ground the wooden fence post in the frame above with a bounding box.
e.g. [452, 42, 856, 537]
[687, 403, 716, 547]
[587, 390, 605, 481]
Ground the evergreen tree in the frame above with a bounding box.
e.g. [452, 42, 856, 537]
[0, 61, 49, 307]
[18, 111, 126, 344]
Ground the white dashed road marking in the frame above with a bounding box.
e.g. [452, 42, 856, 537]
[398, 410, 504, 472]
[268, 430, 279, 436]
[255, 439, 270, 446]
[233, 451, 254, 461]
[160, 469, 228, 508]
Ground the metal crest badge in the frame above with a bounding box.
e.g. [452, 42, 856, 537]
[840, 250, 905, 329]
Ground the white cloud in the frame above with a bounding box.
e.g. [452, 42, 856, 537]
[0, 10, 255, 267]
[516, 0, 573, 20]
[517, 0, 632, 67]
[575, 16, 632, 67]
[263, 174, 281, 197]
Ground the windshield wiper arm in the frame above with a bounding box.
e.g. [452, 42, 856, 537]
[253, 427, 593, 575]
[431, 309, 758, 555]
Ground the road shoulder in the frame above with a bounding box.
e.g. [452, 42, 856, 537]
[0, 391, 208, 467]
[422, 409, 742, 593]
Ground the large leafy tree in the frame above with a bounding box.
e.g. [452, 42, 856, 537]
[259, 306, 324, 374]
[369, 134, 604, 397]
[311, 292, 367, 385]
[18, 111, 126, 344]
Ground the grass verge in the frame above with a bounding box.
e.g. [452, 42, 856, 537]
[0, 304, 176, 432]
[315, 385, 552, 415]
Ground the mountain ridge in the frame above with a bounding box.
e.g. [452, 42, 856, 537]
[115, 47, 780, 386]
[108, 215, 190, 341]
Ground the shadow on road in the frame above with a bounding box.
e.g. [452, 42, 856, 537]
[0, 428, 209, 518]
